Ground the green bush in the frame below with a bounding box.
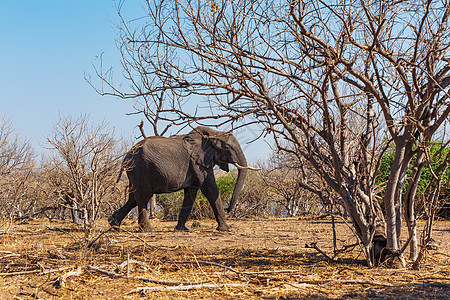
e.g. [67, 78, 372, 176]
[216, 171, 238, 201]
[376, 142, 450, 217]
[155, 171, 238, 220]
[155, 191, 184, 220]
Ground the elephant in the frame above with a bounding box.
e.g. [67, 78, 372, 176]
[109, 126, 256, 232]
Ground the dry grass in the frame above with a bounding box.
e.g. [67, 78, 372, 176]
[0, 217, 449, 299]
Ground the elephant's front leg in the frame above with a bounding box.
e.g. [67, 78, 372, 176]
[201, 177, 230, 231]
[175, 187, 199, 231]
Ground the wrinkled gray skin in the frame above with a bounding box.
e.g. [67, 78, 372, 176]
[109, 126, 248, 232]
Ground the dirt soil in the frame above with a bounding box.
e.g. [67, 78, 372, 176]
[0, 217, 449, 299]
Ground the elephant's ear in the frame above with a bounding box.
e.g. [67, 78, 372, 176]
[182, 129, 215, 168]
[209, 136, 230, 172]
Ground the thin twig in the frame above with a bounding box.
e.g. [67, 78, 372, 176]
[117, 227, 153, 245]
[126, 253, 130, 279]
[293, 279, 395, 287]
[117, 227, 176, 250]
[322, 279, 395, 287]
[1, 266, 72, 277]
[159, 259, 248, 279]
[0, 230, 20, 235]
[116, 258, 148, 272]
[138, 121, 147, 138]
[6, 212, 13, 234]
[54, 266, 83, 288]
[42, 266, 74, 275]
[305, 242, 337, 261]
[242, 269, 300, 275]
[164, 259, 193, 275]
[88, 228, 112, 248]
[136, 283, 246, 292]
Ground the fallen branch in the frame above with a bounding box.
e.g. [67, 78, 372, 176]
[295, 279, 395, 287]
[14, 206, 58, 221]
[334, 243, 359, 254]
[434, 251, 450, 258]
[0, 251, 20, 260]
[417, 266, 450, 278]
[0, 230, 21, 235]
[115, 258, 148, 273]
[88, 228, 112, 248]
[42, 266, 74, 275]
[324, 279, 394, 287]
[86, 265, 205, 286]
[305, 242, 337, 261]
[242, 269, 300, 275]
[0, 254, 21, 260]
[160, 259, 247, 279]
[1, 269, 42, 277]
[160, 259, 192, 275]
[136, 283, 247, 292]
[1, 266, 72, 277]
[54, 266, 83, 288]
[420, 277, 450, 281]
[314, 213, 331, 220]
[26, 254, 68, 263]
[285, 282, 327, 293]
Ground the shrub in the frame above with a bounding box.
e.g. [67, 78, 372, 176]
[376, 142, 450, 219]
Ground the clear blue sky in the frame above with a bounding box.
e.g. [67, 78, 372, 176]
[0, 1, 270, 163]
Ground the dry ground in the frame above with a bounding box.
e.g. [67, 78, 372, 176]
[0, 216, 449, 299]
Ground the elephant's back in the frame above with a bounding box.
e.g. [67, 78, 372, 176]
[141, 136, 188, 162]
[133, 136, 191, 192]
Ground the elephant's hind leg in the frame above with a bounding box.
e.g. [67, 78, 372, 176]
[136, 186, 155, 232]
[109, 190, 137, 229]
[137, 205, 154, 232]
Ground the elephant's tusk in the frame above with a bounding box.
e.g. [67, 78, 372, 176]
[233, 163, 261, 171]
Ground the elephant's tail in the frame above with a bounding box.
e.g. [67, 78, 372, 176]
[112, 164, 125, 193]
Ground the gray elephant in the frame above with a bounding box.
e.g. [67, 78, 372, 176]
[109, 126, 255, 232]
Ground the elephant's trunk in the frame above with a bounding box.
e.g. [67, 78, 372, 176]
[227, 152, 248, 214]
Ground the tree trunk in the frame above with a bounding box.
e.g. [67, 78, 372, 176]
[383, 142, 407, 250]
[404, 150, 426, 261]
[71, 201, 82, 224]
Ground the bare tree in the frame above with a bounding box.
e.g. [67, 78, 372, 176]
[39, 160, 84, 223]
[0, 116, 35, 224]
[262, 151, 331, 217]
[46, 115, 124, 241]
[93, 0, 450, 267]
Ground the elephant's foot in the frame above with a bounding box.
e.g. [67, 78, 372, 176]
[174, 225, 190, 232]
[216, 224, 231, 232]
[138, 222, 154, 232]
[108, 215, 121, 230]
